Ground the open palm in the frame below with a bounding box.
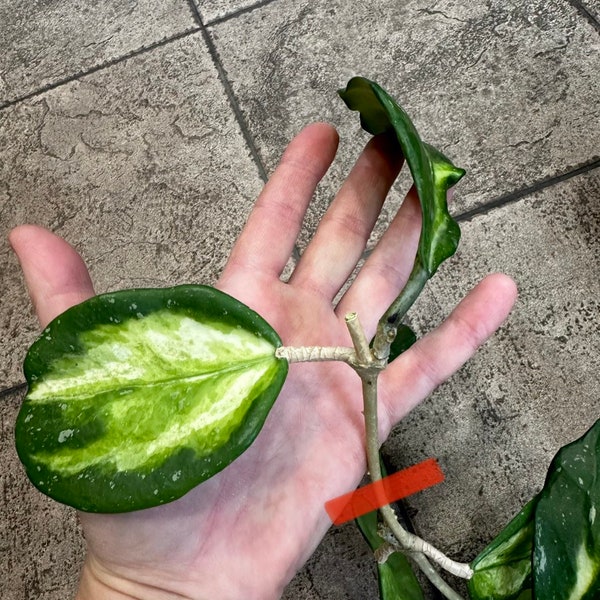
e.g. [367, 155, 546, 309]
[10, 123, 517, 600]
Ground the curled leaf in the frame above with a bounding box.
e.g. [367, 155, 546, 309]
[339, 76, 465, 277]
[469, 498, 536, 599]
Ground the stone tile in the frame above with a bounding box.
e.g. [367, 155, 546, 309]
[0, 386, 82, 600]
[209, 0, 600, 227]
[380, 168, 599, 593]
[579, 0, 600, 22]
[0, 0, 197, 105]
[194, 0, 265, 24]
[283, 522, 380, 600]
[0, 33, 264, 388]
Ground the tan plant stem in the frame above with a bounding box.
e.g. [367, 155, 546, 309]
[277, 314, 473, 596]
[345, 312, 473, 598]
[275, 346, 354, 364]
[344, 312, 372, 364]
[411, 553, 468, 600]
[372, 261, 429, 360]
[378, 527, 467, 600]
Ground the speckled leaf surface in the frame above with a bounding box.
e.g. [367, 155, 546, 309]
[533, 418, 600, 600]
[16, 285, 287, 513]
[469, 497, 535, 599]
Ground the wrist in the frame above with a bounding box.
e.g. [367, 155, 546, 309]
[76, 554, 286, 600]
[76, 558, 193, 600]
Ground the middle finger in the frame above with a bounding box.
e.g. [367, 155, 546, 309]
[288, 131, 403, 300]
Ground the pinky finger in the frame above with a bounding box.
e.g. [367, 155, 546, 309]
[378, 273, 518, 433]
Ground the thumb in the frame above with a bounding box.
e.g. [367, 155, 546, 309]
[9, 225, 95, 328]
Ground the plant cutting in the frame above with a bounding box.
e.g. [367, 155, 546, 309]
[13, 77, 598, 599]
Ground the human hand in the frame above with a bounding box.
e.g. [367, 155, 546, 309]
[10, 123, 517, 600]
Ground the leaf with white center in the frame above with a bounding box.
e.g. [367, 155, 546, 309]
[16, 285, 287, 513]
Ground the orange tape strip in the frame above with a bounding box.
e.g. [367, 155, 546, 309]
[325, 458, 444, 525]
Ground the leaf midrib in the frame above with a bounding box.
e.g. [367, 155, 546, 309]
[29, 355, 275, 403]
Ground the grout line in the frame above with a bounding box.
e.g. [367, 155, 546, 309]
[184, 0, 203, 26]
[0, 382, 27, 398]
[204, 0, 281, 27]
[0, 27, 201, 111]
[566, 0, 600, 33]
[188, 0, 299, 260]
[455, 157, 600, 222]
[189, 7, 269, 183]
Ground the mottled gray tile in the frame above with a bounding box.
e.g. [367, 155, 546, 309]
[194, 0, 268, 24]
[0, 33, 264, 388]
[381, 168, 599, 592]
[0, 386, 82, 600]
[209, 0, 600, 223]
[2, 1, 599, 597]
[577, 0, 600, 22]
[283, 522, 380, 600]
[0, 0, 197, 105]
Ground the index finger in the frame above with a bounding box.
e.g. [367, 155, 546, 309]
[9, 225, 95, 328]
[221, 123, 339, 281]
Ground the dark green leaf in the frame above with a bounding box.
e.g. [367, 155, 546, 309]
[16, 285, 288, 513]
[378, 552, 425, 600]
[339, 76, 465, 276]
[388, 324, 417, 362]
[533, 418, 600, 599]
[468, 498, 536, 599]
[356, 508, 424, 600]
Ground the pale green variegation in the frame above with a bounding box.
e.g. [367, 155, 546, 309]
[16, 285, 287, 513]
[469, 498, 535, 599]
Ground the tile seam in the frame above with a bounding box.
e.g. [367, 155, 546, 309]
[186, 4, 301, 257]
[186, 1, 277, 213]
[0, 27, 201, 111]
[565, 0, 600, 33]
[196, 25, 269, 182]
[0, 382, 26, 398]
[455, 157, 600, 222]
[203, 0, 281, 27]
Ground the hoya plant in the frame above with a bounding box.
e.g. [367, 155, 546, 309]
[15, 77, 599, 599]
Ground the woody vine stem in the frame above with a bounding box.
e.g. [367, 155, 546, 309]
[276, 307, 473, 600]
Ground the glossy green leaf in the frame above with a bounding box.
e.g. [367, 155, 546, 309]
[339, 76, 465, 277]
[388, 324, 417, 362]
[533, 418, 600, 600]
[16, 285, 288, 513]
[469, 498, 536, 599]
[356, 507, 424, 600]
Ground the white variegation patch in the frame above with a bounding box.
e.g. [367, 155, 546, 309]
[28, 311, 275, 401]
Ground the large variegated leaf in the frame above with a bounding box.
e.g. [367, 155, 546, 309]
[16, 285, 287, 513]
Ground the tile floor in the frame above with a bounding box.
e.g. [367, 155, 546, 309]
[1, 1, 598, 598]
